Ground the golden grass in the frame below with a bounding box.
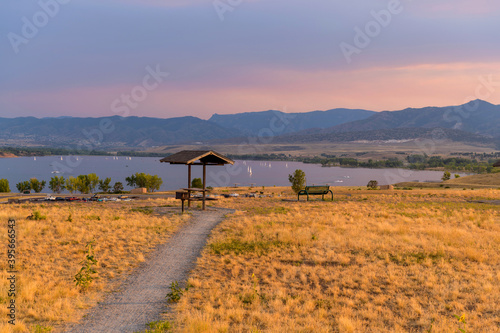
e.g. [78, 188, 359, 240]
[446, 173, 500, 186]
[0, 198, 188, 333]
[173, 188, 500, 332]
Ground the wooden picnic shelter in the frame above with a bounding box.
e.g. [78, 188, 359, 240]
[160, 150, 234, 210]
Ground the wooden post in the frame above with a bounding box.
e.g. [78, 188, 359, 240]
[187, 164, 192, 208]
[202, 163, 206, 210]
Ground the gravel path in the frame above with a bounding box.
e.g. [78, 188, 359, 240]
[64, 208, 232, 333]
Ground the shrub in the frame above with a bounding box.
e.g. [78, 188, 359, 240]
[367, 180, 378, 189]
[0, 178, 10, 192]
[288, 169, 306, 194]
[113, 182, 124, 193]
[166, 281, 189, 303]
[74, 240, 98, 291]
[28, 211, 47, 220]
[191, 178, 203, 188]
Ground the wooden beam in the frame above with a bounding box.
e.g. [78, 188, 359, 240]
[188, 164, 192, 208]
[203, 163, 206, 210]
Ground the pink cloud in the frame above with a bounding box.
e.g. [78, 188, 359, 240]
[3, 61, 500, 119]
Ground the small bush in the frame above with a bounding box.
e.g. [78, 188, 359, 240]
[0, 178, 10, 192]
[143, 320, 172, 333]
[30, 325, 52, 333]
[166, 281, 189, 303]
[28, 211, 47, 220]
[74, 239, 98, 291]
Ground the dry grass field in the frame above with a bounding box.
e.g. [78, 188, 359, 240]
[171, 187, 500, 332]
[1, 187, 499, 332]
[0, 198, 187, 333]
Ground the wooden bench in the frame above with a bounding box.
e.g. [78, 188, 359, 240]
[297, 185, 333, 201]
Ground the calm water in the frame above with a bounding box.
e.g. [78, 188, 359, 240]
[0, 156, 467, 192]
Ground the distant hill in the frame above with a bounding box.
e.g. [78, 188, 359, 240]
[208, 108, 375, 137]
[326, 100, 500, 137]
[1, 100, 499, 148]
[274, 127, 495, 145]
[0, 116, 239, 147]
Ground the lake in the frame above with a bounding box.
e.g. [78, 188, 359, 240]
[0, 156, 467, 192]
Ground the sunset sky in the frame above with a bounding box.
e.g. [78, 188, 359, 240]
[1, 0, 500, 119]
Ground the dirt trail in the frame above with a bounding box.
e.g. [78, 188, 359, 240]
[64, 209, 232, 333]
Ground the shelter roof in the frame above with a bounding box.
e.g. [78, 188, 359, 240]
[160, 150, 234, 165]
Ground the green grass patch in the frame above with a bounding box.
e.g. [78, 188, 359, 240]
[387, 251, 446, 266]
[248, 206, 290, 215]
[210, 239, 292, 255]
[136, 320, 172, 333]
[131, 207, 154, 215]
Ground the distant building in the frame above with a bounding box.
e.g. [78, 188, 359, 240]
[130, 188, 147, 194]
[379, 185, 394, 190]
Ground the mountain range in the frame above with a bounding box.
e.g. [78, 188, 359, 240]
[0, 100, 498, 148]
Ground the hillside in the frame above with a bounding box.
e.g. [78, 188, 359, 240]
[208, 108, 375, 136]
[0, 116, 239, 147]
[324, 100, 500, 137]
[445, 172, 500, 186]
[273, 127, 495, 145]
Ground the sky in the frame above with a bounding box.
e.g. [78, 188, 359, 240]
[1, 0, 500, 119]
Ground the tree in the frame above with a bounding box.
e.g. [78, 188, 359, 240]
[76, 175, 91, 194]
[367, 180, 378, 189]
[191, 178, 203, 188]
[288, 169, 306, 194]
[0, 179, 10, 193]
[30, 178, 46, 193]
[146, 175, 163, 192]
[87, 173, 99, 193]
[126, 173, 163, 192]
[98, 177, 112, 193]
[16, 181, 31, 193]
[113, 182, 124, 193]
[49, 176, 66, 194]
[126, 173, 148, 188]
[442, 171, 451, 181]
[65, 177, 78, 194]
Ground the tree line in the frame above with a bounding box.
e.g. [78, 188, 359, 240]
[0, 172, 162, 194]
